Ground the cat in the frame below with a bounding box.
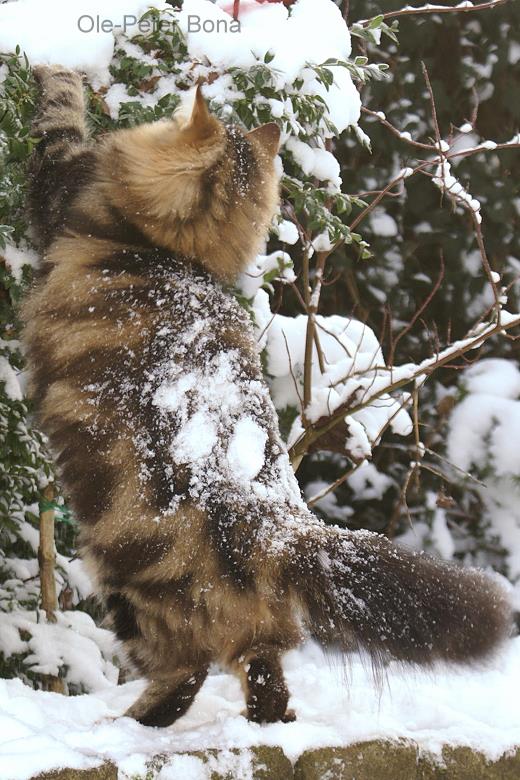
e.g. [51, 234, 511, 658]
[22, 65, 511, 727]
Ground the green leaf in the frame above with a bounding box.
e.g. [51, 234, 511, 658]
[368, 14, 384, 29]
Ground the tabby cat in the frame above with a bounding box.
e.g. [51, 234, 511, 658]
[23, 66, 511, 727]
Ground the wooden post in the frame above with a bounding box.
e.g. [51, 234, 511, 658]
[38, 483, 66, 694]
[39, 484, 59, 621]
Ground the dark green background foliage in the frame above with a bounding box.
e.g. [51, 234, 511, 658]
[344, 0, 520, 346]
[0, 52, 76, 613]
[0, 53, 53, 563]
[295, 0, 520, 557]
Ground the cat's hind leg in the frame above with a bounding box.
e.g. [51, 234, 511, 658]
[106, 591, 208, 727]
[240, 649, 295, 724]
[125, 665, 209, 728]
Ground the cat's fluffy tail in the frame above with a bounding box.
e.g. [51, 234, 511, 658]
[289, 525, 512, 665]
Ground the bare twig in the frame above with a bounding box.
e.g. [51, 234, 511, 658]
[303, 316, 315, 414]
[421, 61, 443, 154]
[356, 0, 509, 26]
[313, 327, 326, 374]
[425, 446, 487, 487]
[308, 463, 359, 507]
[281, 329, 304, 415]
[387, 463, 417, 538]
[350, 168, 415, 231]
[388, 251, 445, 365]
[303, 251, 329, 416]
[446, 138, 520, 162]
[288, 279, 308, 313]
[470, 210, 502, 323]
[361, 106, 434, 152]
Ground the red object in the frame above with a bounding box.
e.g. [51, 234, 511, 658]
[231, 0, 295, 19]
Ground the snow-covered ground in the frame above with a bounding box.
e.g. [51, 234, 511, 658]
[2, 639, 520, 779]
[1, 1, 519, 778]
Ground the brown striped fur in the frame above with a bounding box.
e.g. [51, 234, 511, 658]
[23, 66, 512, 728]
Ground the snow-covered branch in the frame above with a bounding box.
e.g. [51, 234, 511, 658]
[288, 313, 520, 465]
[356, 0, 510, 26]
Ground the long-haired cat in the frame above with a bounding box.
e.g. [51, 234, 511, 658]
[22, 66, 511, 727]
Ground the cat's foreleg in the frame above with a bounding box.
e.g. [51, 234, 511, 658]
[29, 65, 92, 248]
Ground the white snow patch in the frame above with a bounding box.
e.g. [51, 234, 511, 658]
[174, 411, 218, 462]
[1, 243, 39, 282]
[0, 0, 159, 83]
[238, 251, 293, 300]
[0, 356, 22, 401]
[276, 220, 299, 246]
[370, 208, 398, 238]
[286, 138, 342, 189]
[227, 417, 267, 483]
[0, 610, 118, 692]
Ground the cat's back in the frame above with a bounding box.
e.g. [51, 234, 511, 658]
[22, 241, 259, 515]
[23, 242, 249, 394]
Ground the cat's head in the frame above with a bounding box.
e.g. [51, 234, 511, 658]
[101, 86, 280, 281]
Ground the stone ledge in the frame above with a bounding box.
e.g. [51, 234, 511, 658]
[418, 746, 520, 780]
[31, 741, 520, 779]
[294, 740, 418, 780]
[33, 767, 117, 780]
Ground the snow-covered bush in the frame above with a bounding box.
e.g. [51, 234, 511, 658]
[0, 51, 117, 689]
[446, 359, 520, 581]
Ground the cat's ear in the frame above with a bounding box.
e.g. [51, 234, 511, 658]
[185, 84, 219, 140]
[247, 122, 280, 157]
